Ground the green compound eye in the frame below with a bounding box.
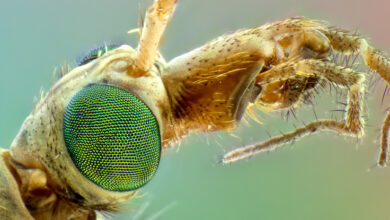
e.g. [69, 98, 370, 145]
[63, 84, 161, 191]
[77, 45, 118, 66]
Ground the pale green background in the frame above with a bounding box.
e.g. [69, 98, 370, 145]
[1, 0, 390, 219]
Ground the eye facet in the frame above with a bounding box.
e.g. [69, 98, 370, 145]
[77, 45, 119, 66]
[63, 84, 161, 192]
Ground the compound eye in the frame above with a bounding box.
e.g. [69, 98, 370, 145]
[63, 84, 161, 191]
[77, 45, 118, 66]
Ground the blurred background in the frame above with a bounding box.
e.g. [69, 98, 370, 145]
[1, 0, 390, 219]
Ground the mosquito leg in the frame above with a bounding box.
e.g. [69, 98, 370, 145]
[255, 58, 364, 110]
[223, 120, 343, 164]
[224, 83, 364, 164]
[324, 29, 389, 81]
[295, 59, 364, 87]
[378, 111, 390, 167]
[256, 58, 364, 87]
[322, 27, 390, 166]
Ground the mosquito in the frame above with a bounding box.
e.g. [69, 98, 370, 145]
[1, 0, 389, 219]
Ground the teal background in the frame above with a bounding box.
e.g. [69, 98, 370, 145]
[1, 0, 390, 219]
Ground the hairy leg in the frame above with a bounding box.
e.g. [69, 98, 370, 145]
[256, 58, 363, 87]
[322, 28, 390, 166]
[378, 111, 390, 166]
[225, 61, 365, 164]
[256, 57, 364, 111]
